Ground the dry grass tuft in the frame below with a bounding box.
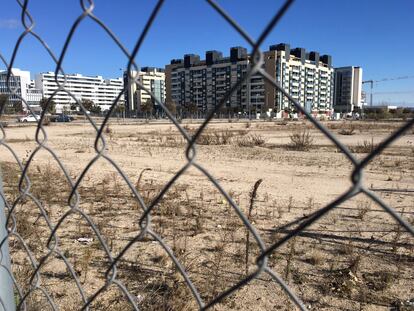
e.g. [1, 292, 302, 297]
[288, 129, 314, 151]
[197, 130, 235, 145]
[349, 138, 377, 154]
[339, 123, 356, 135]
[236, 134, 266, 147]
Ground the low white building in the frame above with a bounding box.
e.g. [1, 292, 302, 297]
[35, 72, 124, 112]
[27, 80, 42, 108]
[0, 68, 31, 109]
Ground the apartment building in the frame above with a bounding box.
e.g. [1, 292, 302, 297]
[333, 66, 363, 113]
[26, 88, 42, 108]
[124, 67, 165, 116]
[35, 72, 124, 112]
[0, 68, 31, 108]
[166, 47, 263, 114]
[264, 43, 334, 115]
[165, 44, 334, 116]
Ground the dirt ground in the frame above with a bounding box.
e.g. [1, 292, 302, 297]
[1, 119, 413, 310]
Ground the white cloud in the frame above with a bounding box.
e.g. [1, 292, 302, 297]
[0, 19, 19, 29]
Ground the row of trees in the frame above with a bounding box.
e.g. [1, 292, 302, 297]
[0, 94, 57, 114]
[1, 93, 267, 118]
[0, 94, 110, 115]
[39, 98, 104, 114]
[136, 99, 271, 119]
[364, 107, 414, 120]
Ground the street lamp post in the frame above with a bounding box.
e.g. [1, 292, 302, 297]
[119, 68, 126, 120]
[248, 99, 251, 121]
[247, 78, 251, 121]
[254, 93, 259, 120]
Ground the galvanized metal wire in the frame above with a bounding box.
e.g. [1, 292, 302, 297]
[0, 0, 413, 310]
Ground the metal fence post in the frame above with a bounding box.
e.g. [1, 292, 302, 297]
[0, 170, 16, 311]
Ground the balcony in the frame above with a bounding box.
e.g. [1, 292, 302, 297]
[249, 79, 263, 85]
[291, 81, 299, 87]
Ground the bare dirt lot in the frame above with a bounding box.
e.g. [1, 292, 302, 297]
[1, 119, 413, 310]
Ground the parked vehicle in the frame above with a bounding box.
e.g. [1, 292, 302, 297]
[52, 114, 73, 122]
[76, 110, 91, 115]
[18, 114, 40, 123]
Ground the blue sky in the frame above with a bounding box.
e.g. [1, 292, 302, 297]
[0, 0, 413, 105]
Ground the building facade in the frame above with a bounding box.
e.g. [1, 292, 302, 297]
[35, 72, 124, 112]
[26, 88, 42, 108]
[333, 66, 363, 113]
[165, 47, 259, 115]
[165, 44, 334, 116]
[124, 67, 165, 116]
[264, 43, 334, 115]
[0, 68, 31, 109]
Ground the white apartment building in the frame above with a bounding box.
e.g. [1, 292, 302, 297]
[124, 67, 165, 116]
[264, 44, 334, 116]
[166, 45, 334, 116]
[25, 79, 42, 108]
[26, 89, 42, 108]
[0, 68, 31, 108]
[334, 66, 363, 113]
[35, 72, 124, 112]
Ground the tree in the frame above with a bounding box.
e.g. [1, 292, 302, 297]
[0, 95, 23, 114]
[165, 101, 177, 117]
[113, 103, 126, 119]
[141, 99, 153, 119]
[39, 97, 56, 114]
[12, 102, 23, 114]
[187, 102, 198, 119]
[231, 106, 241, 118]
[62, 105, 71, 115]
[0, 94, 9, 113]
[90, 104, 102, 114]
[218, 106, 228, 119]
[81, 99, 94, 112]
[115, 103, 125, 115]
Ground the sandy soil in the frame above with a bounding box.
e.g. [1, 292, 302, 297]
[1, 119, 413, 310]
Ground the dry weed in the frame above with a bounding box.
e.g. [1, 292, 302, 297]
[349, 138, 377, 154]
[236, 134, 266, 147]
[288, 129, 314, 151]
[339, 122, 356, 135]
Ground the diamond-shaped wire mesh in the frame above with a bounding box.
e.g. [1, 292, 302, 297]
[0, 0, 413, 310]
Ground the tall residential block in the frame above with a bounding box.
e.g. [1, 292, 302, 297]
[165, 44, 334, 115]
[333, 66, 363, 113]
[124, 67, 165, 116]
[165, 47, 265, 114]
[166, 47, 264, 112]
[264, 43, 334, 114]
[35, 72, 124, 112]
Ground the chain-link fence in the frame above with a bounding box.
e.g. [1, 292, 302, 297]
[1, 0, 414, 310]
